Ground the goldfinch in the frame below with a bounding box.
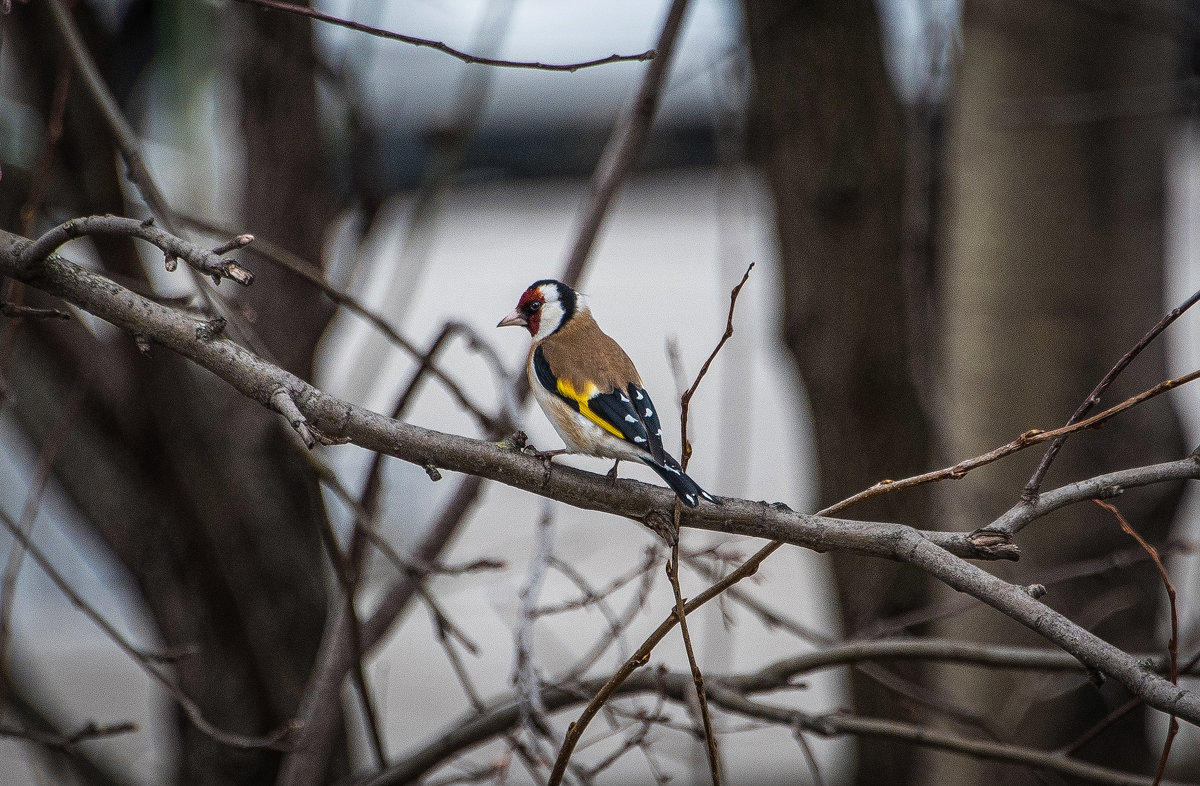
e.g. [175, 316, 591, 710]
[498, 279, 719, 507]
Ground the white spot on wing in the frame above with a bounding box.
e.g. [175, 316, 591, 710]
[624, 415, 637, 423]
[634, 390, 644, 400]
[644, 408, 653, 417]
[655, 429, 663, 437]
[619, 393, 630, 403]
[633, 436, 646, 443]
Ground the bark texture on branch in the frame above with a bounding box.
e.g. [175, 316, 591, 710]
[2, 230, 1198, 736]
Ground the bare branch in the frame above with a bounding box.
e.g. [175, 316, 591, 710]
[986, 455, 1200, 537]
[0, 506, 296, 750]
[703, 685, 1174, 786]
[2, 233, 1199, 732]
[0, 720, 137, 751]
[0, 370, 89, 677]
[0, 302, 71, 320]
[1093, 499, 1180, 784]
[229, 0, 654, 72]
[21, 216, 254, 286]
[678, 262, 754, 467]
[831, 368, 1200, 550]
[369, 641, 1176, 785]
[664, 547, 723, 786]
[1023, 286, 1200, 499]
[43, 0, 173, 229]
[179, 215, 509, 434]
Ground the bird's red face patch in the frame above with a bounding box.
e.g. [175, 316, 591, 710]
[514, 287, 545, 336]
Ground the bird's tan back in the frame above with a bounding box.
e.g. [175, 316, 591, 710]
[535, 309, 641, 394]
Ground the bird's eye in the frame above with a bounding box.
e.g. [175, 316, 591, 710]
[526, 302, 542, 312]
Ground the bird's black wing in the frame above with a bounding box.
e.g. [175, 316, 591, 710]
[588, 383, 668, 465]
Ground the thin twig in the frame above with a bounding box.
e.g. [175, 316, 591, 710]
[314, 514, 387, 771]
[665, 542, 722, 786]
[43, 0, 173, 225]
[350, 321, 511, 572]
[678, 262, 753, 468]
[229, 0, 654, 72]
[1093, 499, 1180, 785]
[791, 726, 826, 786]
[1061, 648, 1200, 756]
[0, 720, 137, 751]
[1023, 287, 1200, 499]
[553, 549, 662, 684]
[0, 302, 71, 320]
[553, 259, 747, 785]
[0, 508, 295, 750]
[18, 50, 71, 235]
[513, 506, 557, 769]
[656, 265, 757, 786]
[0, 369, 90, 679]
[836, 367, 1200, 526]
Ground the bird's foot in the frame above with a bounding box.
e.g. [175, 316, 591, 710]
[605, 460, 621, 486]
[526, 447, 566, 487]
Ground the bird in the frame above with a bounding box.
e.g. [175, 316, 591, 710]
[498, 279, 719, 507]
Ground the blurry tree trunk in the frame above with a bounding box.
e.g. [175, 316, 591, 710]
[743, 1, 933, 782]
[926, 0, 1186, 781]
[3, 2, 342, 784]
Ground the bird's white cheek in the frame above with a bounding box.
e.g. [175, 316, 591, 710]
[531, 301, 566, 341]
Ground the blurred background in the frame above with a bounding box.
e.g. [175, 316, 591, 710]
[1, 0, 1199, 784]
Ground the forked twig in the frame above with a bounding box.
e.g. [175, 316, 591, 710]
[1023, 287, 1200, 500]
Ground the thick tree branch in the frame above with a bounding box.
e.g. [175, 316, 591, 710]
[2, 230, 1199, 733]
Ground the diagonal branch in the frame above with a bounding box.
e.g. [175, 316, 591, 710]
[4, 232, 1200, 740]
[0, 507, 295, 751]
[1022, 286, 1200, 499]
[43, 0, 173, 226]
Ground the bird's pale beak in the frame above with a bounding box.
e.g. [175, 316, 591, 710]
[497, 309, 527, 328]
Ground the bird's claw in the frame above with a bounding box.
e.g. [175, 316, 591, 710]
[524, 447, 565, 488]
[605, 460, 620, 486]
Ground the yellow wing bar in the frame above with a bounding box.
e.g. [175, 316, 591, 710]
[556, 379, 626, 439]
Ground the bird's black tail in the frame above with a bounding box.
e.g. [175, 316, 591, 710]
[642, 455, 720, 508]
